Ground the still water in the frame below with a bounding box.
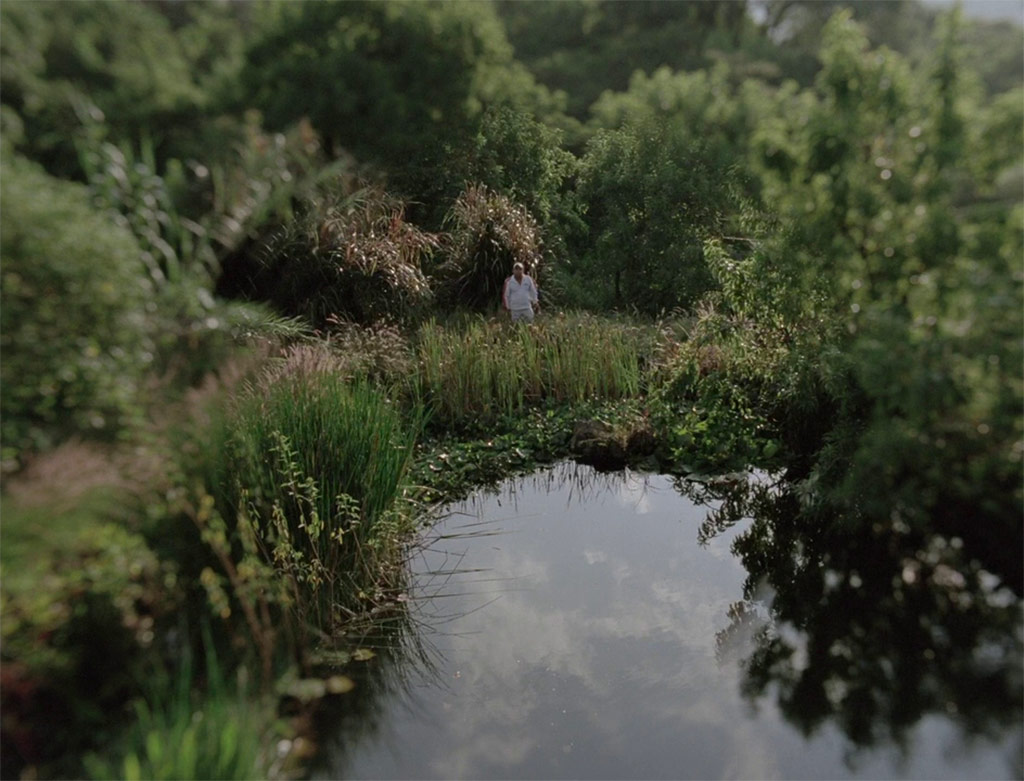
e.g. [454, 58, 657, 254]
[319, 463, 1022, 780]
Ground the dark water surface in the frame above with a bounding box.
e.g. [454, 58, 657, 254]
[319, 463, 1022, 780]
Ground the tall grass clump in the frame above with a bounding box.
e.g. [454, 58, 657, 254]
[436, 183, 545, 311]
[204, 348, 422, 634]
[255, 183, 439, 328]
[84, 645, 268, 781]
[412, 314, 650, 430]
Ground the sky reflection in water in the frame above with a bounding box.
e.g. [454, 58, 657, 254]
[323, 463, 1019, 780]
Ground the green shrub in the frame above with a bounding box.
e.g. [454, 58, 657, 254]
[650, 304, 779, 472]
[1, 486, 174, 778]
[0, 154, 153, 466]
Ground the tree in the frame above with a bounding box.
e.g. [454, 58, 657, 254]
[0, 0, 208, 177]
[462, 105, 575, 226]
[691, 10, 1022, 587]
[569, 114, 742, 313]
[496, 0, 754, 119]
[663, 12, 1022, 754]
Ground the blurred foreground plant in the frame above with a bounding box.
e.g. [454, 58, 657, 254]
[0, 154, 152, 468]
[83, 639, 270, 781]
[1, 482, 175, 777]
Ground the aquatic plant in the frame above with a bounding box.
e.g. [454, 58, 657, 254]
[203, 358, 422, 633]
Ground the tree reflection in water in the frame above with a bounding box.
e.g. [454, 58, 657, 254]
[679, 472, 1023, 772]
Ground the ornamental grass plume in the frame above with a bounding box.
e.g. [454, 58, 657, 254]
[437, 184, 544, 311]
[257, 183, 439, 327]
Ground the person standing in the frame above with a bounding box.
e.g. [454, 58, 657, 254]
[502, 262, 539, 323]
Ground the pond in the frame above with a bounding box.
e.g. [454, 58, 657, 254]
[315, 463, 1022, 780]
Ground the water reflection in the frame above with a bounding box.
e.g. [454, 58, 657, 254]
[679, 472, 1023, 775]
[314, 463, 1020, 780]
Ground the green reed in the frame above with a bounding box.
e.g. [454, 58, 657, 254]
[231, 376, 415, 526]
[212, 364, 422, 625]
[84, 642, 268, 781]
[412, 313, 649, 429]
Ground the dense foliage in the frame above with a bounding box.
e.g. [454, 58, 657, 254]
[0, 154, 153, 460]
[253, 184, 439, 327]
[569, 114, 742, 312]
[1, 1, 1020, 777]
[437, 184, 545, 311]
[687, 11, 1023, 586]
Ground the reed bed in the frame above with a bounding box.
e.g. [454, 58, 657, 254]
[231, 377, 415, 531]
[412, 313, 650, 429]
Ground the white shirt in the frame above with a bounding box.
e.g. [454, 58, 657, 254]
[503, 274, 538, 311]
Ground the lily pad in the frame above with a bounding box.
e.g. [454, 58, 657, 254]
[284, 678, 327, 703]
[326, 675, 356, 694]
[307, 648, 351, 666]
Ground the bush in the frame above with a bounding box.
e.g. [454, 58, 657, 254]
[437, 183, 545, 311]
[146, 280, 310, 394]
[1, 485, 174, 778]
[0, 154, 153, 467]
[254, 184, 438, 328]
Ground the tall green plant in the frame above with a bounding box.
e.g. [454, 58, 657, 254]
[207, 358, 422, 628]
[77, 131, 216, 289]
[84, 644, 269, 781]
[412, 314, 649, 430]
